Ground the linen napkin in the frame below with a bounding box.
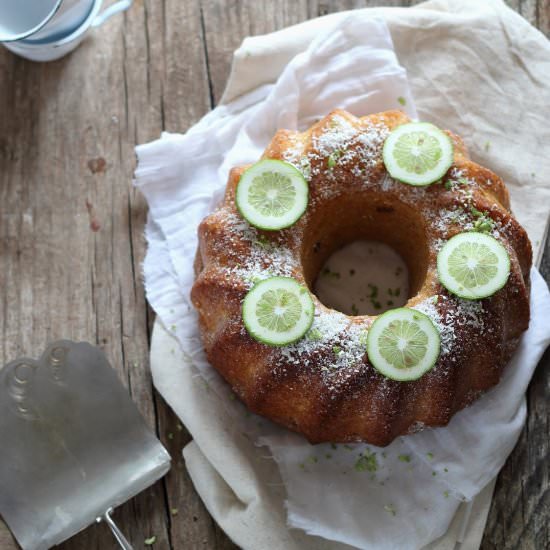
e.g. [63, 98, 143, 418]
[135, 1, 550, 548]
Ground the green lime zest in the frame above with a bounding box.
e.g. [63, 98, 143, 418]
[306, 328, 323, 341]
[322, 267, 341, 279]
[327, 150, 343, 168]
[470, 207, 496, 234]
[355, 450, 378, 472]
[254, 234, 271, 249]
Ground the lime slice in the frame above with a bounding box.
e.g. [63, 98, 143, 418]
[382, 122, 454, 186]
[367, 308, 440, 381]
[243, 277, 314, 346]
[437, 232, 510, 299]
[236, 159, 309, 230]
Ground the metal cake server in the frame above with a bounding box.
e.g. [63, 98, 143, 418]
[0, 340, 171, 550]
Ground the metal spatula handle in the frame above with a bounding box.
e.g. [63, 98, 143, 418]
[97, 508, 133, 550]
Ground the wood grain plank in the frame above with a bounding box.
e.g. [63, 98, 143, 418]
[56, 2, 172, 545]
[311, 0, 411, 18]
[0, 0, 213, 548]
[200, 0, 310, 105]
[481, 0, 549, 545]
[538, 0, 550, 36]
[0, 0, 169, 546]
[518, 0, 539, 25]
[482, 252, 550, 550]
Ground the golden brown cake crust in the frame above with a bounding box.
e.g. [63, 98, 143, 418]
[191, 109, 532, 446]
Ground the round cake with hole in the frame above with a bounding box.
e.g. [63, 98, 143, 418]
[191, 109, 531, 446]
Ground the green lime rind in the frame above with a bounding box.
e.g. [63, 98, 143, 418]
[382, 122, 454, 186]
[236, 159, 309, 231]
[242, 276, 314, 346]
[437, 232, 510, 300]
[367, 307, 441, 382]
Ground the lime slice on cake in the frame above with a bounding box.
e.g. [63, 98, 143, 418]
[383, 122, 454, 186]
[236, 159, 309, 230]
[367, 308, 440, 381]
[437, 232, 510, 299]
[243, 277, 314, 346]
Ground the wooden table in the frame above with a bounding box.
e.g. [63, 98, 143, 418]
[0, 1, 548, 548]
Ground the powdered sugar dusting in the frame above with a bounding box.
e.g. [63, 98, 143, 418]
[432, 208, 474, 233]
[282, 137, 312, 180]
[413, 298, 455, 356]
[280, 310, 348, 364]
[221, 212, 298, 287]
[312, 117, 389, 175]
[277, 308, 370, 391]
[413, 295, 485, 356]
[283, 115, 390, 191]
[223, 212, 258, 242]
[314, 115, 359, 156]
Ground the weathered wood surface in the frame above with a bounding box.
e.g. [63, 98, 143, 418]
[0, 1, 547, 549]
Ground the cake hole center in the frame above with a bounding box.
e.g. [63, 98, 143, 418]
[314, 240, 409, 316]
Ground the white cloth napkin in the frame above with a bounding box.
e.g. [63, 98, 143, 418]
[135, 1, 550, 548]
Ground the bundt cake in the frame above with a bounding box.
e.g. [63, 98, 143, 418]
[191, 109, 531, 447]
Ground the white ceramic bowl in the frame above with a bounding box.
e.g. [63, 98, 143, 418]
[2, 0, 132, 62]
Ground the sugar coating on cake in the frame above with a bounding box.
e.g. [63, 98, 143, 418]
[191, 109, 532, 446]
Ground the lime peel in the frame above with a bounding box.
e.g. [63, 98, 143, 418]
[236, 159, 309, 231]
[437, 232, 510, 300]
[242, 276, 314, 346]
[383, 122, 454, 186]
[367, 308, 441, 381]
